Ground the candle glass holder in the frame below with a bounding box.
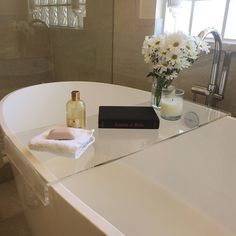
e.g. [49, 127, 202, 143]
[160, 88, 185, 121]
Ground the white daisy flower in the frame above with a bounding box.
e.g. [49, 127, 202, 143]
[165, 31, 188, 49]
[165, 48, 181, 65]
[142, 31, 209, 86]
[194, 36, 210, 53]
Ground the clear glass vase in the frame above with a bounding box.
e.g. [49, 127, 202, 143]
[151, 78, 175, 109]
[151, 77, 162, 109]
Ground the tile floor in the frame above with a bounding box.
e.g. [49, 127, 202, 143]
[0, 164, 32, 236]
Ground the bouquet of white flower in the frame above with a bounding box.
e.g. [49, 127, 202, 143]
[142, 31, 209, 89]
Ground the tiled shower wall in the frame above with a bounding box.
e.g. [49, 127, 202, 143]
[51, 0, 113, 84]
[0, 0, 26, 98]
[0, 0, 54, 99]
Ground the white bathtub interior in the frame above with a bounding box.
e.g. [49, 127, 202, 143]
[0, 82, 228, 203]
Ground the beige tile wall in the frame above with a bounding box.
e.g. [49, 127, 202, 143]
[0, 0, 53, 99]
[0, 0, 27, 60]
[52, 0, 113, 84]
[113, 0, 156, 91]
[0, 0, 27, 17]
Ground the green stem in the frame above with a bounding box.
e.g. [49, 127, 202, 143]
[154, 87, 162, 108]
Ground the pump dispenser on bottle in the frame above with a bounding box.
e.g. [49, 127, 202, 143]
[66, 90, 86, 128]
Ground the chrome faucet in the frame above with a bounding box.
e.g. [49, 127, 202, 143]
[192, 27, 231, 107]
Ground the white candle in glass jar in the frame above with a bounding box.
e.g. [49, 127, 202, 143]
[161, 97, 183, 117]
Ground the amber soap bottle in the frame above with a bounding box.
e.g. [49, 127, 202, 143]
[66, 90, 86, 128]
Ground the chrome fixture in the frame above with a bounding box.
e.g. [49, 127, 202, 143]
[192, 27, 232, 107]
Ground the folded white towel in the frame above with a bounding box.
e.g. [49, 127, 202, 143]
[29, 127, 95, 159]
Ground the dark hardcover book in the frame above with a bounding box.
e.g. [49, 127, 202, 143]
[98, 106, 159, 129]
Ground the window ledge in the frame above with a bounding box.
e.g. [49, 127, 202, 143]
[207, 39, 236, 52]
[222, 40, 236, 52]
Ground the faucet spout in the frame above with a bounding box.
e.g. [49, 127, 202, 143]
[198, 27, 222, 94]
[192, 28, 231, 108]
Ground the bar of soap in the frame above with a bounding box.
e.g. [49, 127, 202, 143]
[47, 127, 75, 140]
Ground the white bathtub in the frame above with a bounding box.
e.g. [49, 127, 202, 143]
[0, 81, 235, 236]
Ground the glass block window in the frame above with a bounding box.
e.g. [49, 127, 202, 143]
[30, 0, 86, 29]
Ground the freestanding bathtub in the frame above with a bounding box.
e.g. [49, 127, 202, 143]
[0, 81, 236, 236]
